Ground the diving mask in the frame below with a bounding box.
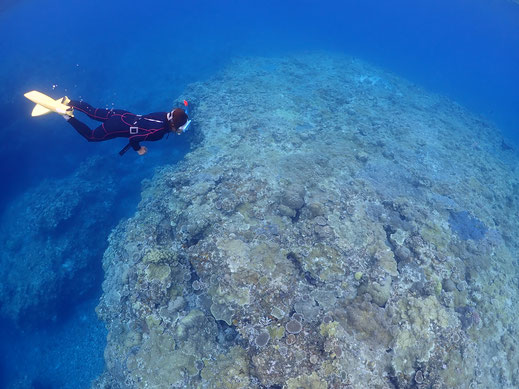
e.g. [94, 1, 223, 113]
[178, 119, 191, 132]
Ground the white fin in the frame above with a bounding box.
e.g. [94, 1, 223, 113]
[24, 91, 74, 117]
[31, 103, 52, 117]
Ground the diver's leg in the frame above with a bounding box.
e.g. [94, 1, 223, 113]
[66, 117, 105, 142]
[69, 100, 116, 122]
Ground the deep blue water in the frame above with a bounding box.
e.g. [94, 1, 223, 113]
[1, 0, 518, 387]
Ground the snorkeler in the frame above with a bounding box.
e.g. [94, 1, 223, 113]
[24, 91, 191, 156]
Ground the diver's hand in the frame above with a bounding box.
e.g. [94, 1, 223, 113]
[137, 146, 148, 156]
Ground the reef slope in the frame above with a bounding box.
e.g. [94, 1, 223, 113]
[93, 54, 519, 389]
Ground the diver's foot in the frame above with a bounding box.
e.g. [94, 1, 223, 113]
[60, 96, 71, 106]
[57, 96, 73, 118]
[57, 106, 74, 119]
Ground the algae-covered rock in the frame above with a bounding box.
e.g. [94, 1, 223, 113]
[320, 321, 339, 337]
[268, 324, 285, 340]
[363, 276, 392, 307]
[375, 248, 398, 276]
[391, 295, 453, 375]
[125, 329, 198, 388]
[145, 313, 162, 329]
[286, 372, 328, 389]
[145, 263, 171, 283]
[391, 328, 433, 375]
[200, 346, 251, 388]
[271, 306, 286, 320]
[143, 248, 177, 264]
[279, 204, 297, 218]
[281, 184, 305, 210]
[176, 310, 218, 356]
[436, 349, 473, 387]
[337, 302, 393, 348]
[210, 302, 235, 325]
[398, 295, 450, 330]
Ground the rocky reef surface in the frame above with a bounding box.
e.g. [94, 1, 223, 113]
[92, 54, 519, 389]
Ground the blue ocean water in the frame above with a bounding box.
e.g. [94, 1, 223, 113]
[0, 0, 518, 388]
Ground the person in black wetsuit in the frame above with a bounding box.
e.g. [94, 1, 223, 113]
[62, 99, 189, 156]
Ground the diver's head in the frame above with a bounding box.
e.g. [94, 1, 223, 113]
[167, 108, 188, 133]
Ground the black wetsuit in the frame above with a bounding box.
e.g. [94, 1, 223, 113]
[67, 100, 170, 154]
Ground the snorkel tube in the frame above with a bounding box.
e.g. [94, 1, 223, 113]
[179, 100, 192, 133]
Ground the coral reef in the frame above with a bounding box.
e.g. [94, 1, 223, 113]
[92, 54, 519, 388]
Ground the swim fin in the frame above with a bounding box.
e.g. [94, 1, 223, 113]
[24, 90, 74, 117]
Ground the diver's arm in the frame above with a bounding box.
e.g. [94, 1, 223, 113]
[129, 129, 166, 155]
[131, 131, 166, 151]
[129, 135, 148, 155]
